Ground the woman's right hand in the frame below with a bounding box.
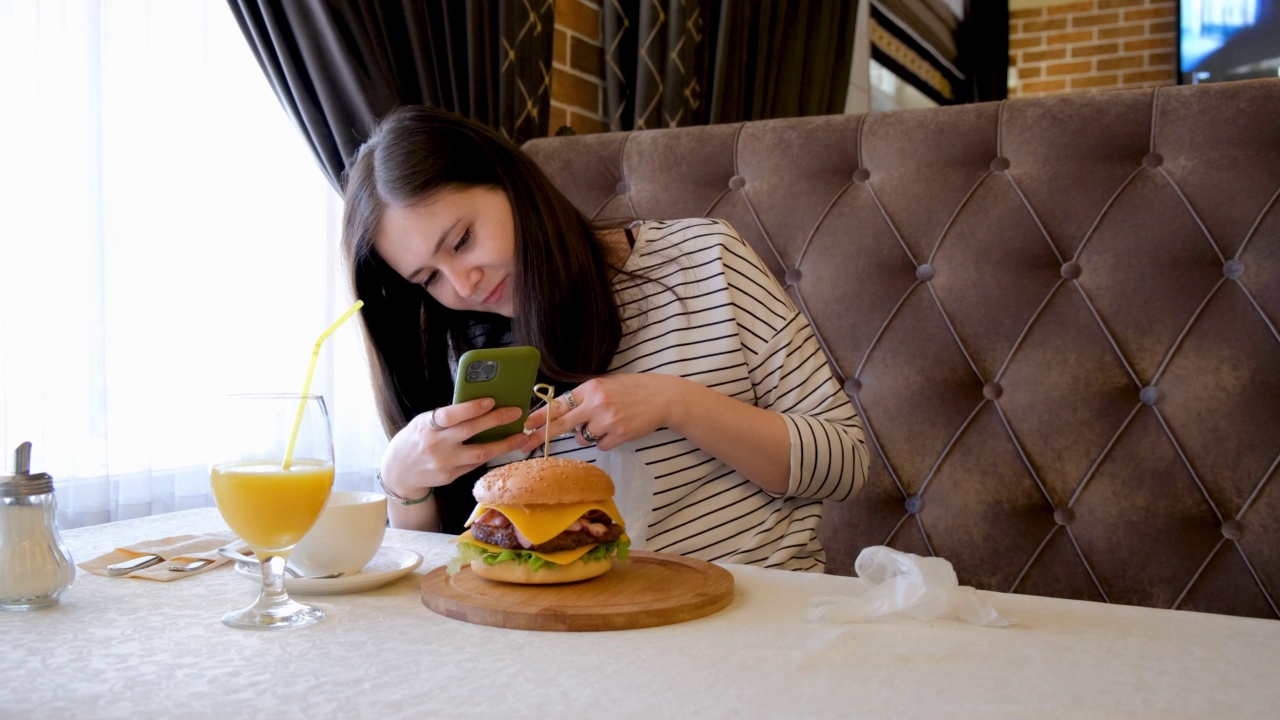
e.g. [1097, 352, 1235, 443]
[380, 397, 528, 502]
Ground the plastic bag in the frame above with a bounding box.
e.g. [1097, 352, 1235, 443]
[809, 546, 1012, 627]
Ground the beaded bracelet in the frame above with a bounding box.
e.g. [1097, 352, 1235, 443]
[377, 472, 434, 506]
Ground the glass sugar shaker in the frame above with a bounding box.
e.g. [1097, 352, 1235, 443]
[0, 441, 75, 610]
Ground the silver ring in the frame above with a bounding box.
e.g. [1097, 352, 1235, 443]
[564, 392, 577, 409]
[579, 424, 600, 443]
[427, 408, 445, 431]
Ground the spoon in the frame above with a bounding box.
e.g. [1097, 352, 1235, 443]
[215, 546, 344, 579]
[284, 567, 344, 580]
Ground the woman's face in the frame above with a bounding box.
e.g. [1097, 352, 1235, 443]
[374, 185, 517, 317]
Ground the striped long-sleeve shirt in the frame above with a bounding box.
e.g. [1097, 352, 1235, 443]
[514, 218, 868, 571]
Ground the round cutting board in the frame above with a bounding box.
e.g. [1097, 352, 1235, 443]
[420, 551, 734, 632]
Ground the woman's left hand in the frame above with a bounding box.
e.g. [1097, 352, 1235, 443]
[520, 374, 686, 453]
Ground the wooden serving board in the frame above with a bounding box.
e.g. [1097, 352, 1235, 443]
[420, 551, 734, 632]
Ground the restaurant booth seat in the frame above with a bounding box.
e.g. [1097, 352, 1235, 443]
[523, 77, 1280, 620]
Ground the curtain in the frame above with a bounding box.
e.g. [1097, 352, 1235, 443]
[0, 1, 383, 529]
[603, 0, 858, 131]
[227, 0, 555, 190]
[956, 0, 1007, 103]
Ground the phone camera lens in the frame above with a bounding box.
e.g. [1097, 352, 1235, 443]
[466, 373, 480, 382]
[467, 361, 483, 372]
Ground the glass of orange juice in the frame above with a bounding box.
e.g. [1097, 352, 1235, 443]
[210, 394, 334, 629]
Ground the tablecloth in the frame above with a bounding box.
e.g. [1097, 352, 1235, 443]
[2, 508, 1277, 719]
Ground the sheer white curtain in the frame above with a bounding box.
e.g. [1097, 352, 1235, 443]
[0, 1, 386, 528]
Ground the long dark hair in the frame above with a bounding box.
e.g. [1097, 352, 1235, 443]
[341, 107, 623, 528]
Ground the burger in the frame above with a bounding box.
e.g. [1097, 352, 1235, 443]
[446, 457, 630, 584]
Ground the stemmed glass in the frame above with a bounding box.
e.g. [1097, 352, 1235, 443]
[209, 394, 334, 629]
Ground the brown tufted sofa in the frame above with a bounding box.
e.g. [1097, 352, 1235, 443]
[523, 78, 1280, 620]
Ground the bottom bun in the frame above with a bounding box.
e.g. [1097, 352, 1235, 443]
[471, 557, 613, 585]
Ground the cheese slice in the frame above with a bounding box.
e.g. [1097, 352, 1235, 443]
[463, 498, 625, 546]
[455, 530, 597, 566]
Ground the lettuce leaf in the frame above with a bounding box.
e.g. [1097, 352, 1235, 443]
[445, 536, 631, 576]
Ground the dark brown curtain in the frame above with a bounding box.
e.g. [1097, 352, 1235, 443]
[228, 0, 554, 191]
[603, 0, 858, 131]
[956, 0, 1007, 103]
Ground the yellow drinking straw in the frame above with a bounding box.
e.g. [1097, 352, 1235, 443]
[282, 299, 365, 469]
[533, 383, 557, 458]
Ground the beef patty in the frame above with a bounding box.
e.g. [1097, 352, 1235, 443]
[472, 518, 626, 553]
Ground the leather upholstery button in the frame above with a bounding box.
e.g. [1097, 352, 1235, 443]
[728, 175, 746, 190]
[1143, 152, 1163, 169]
[916, 264, 935, 282]
[990, 157, 1010, 172]
[784, 268, 803, 285]
[1061, 261, 1082, 280]
[852, 168, 870, 183]
[1224, 259, 1245, 279]
[615, 181, 630, 194]
[1222, 519, 1243, 540]
[1054, 507, 1074, 526]
[983, 382, 1003, 400]
[1140, 386, 1159, 406]
[905, 495, 923, 514]
[844, 377, 861, 395]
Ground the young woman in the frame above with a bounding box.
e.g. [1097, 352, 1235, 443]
[341, 106, 867, 571]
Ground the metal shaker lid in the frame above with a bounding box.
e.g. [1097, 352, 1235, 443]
[0, 442, 54, 497]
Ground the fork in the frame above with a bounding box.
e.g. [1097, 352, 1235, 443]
[167, 558, 215, 572]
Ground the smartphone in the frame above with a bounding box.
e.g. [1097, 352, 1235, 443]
[452, 346, 541, 444]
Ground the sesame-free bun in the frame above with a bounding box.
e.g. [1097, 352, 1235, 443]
[470, 556, 613, 584]
[474, 457, 615, 506]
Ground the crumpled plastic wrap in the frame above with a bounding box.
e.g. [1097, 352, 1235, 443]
[809, 546, 1012, 627]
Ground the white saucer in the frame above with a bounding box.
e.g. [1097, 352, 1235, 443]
[233, 546, 423, 595]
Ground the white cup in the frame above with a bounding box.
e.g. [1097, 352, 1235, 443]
[290, 491, 387, 576]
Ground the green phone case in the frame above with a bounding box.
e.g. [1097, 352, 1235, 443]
[452, 346, 541, 444]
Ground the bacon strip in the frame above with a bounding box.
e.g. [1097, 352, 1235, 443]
[476, 509, 510, 528]
[512, 525, 533, 549]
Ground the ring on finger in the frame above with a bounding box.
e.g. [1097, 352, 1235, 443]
[428, 408, 445, 432]
[579, 424, 600, 443]
[563, 392, 577, 410]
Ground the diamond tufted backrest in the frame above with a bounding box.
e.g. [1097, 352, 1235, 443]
[523, 78, 1280, 619]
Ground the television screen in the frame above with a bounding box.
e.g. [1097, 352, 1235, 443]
[1180, 0, 1280, 83]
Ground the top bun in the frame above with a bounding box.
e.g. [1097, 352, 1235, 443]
[474, 458, 615, 506]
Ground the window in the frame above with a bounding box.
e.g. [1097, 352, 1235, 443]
[0, 1, 383, 527]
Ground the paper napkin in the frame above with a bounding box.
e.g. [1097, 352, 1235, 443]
[78, 533, 238, 582]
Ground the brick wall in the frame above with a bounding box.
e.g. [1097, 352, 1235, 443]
[549, 0, 606, 135]
[1009, 0, 1177, 97]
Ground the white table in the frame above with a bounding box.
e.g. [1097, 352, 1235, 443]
[2, 508, 1277, 719]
